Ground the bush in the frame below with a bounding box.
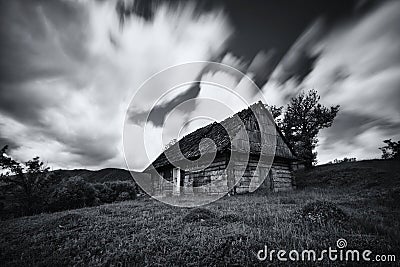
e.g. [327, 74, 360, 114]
[116, 192, 131, 201]
[93, 183, 114, 203]
[1, 146, 52, 216]
[47, 176, 97, 212]
[105, 181, 137, 201]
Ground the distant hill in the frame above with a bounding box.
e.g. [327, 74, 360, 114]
[51, 168, 140, 184]
[295, 159, 400, 189]
[52, 159, 400, 188]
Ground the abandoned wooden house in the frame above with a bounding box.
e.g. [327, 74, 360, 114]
[144, 101, 297, 196]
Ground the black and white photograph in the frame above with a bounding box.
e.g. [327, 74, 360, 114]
[0, 0, 399, 265]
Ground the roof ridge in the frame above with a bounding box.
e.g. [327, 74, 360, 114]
[145, 101, 296, 171]
[178, 101, 265, 142]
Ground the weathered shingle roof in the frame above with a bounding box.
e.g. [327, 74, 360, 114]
[146, 102, 296, 170]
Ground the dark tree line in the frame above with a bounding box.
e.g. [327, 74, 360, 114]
[0, 146, 137, 218]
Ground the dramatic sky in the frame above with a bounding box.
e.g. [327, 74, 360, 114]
[1, 0, 399, 170]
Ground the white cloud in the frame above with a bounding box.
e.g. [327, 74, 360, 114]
[260, 0, 400, 164]
[0, 0, 232, 170]
[304, 0, 400, 163]
[2, 0, 400, 170]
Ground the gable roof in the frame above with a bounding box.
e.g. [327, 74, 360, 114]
[146, 101, 296, 170]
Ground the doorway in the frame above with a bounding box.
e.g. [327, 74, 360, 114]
[173, 168, 181, 195]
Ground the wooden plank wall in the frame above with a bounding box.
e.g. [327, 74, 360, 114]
[153, 156, 295, 196]
[185, 156, 228, 195]
[270, 160, 296, 192]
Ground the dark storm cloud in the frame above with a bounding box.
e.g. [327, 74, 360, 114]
[215, 0, 372, 90]
[0, 0, 232, 170]
[354, 0, 382, 13]
[0, 0, 119, 167]
[270, 18, 325, 85]
[116, 0, 157, 23]
[0, 0, 88, 84]
[275, 51, 320, 85]
[2, 0, 399, 169]
[116, 0, 361, 61]
[129, 82, 201, 127]
[0, 0, 90, 123]
[0, 136, 19, 151]
[0, 84, 48, 124]
[320, 112, 383, 149]
[318, 111, 400, 161]
[308, 0, 400, 162]
[217, 0, 359, 59]
[260, 0, 400, 163]
[127, 56, 259, 128]
[65, 135, 119, 164]
[246, 50, 276, 88]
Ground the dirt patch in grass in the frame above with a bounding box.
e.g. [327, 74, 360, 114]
[183, 208, 218, 224]
[221, 213, 241, 223]
[279, 196, 297, 204]
[300, 201, 348, 224]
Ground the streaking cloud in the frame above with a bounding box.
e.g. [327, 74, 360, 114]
[0, 0, 232, 169]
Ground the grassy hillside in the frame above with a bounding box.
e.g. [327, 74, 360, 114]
[296, 159, 400, 190]
[1, 160, 399, 266]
